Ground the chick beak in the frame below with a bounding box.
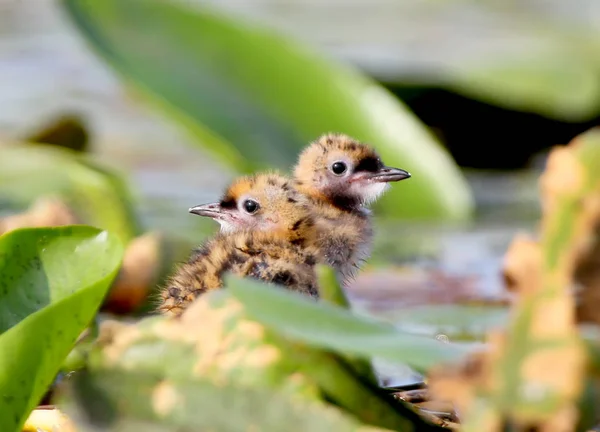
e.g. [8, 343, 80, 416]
[370, 167, 411, 182]
[189, 202, 223, 218]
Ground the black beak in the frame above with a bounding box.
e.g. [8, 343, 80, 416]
[370, 167, 411, 182]
[189, 202, 222, 217]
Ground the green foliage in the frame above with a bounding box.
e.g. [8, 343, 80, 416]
[60, 369, 393, 432]
[58, 285, 450, 430]
[450, 55, 600, 122]
[227, 275, 469, 371]
[384, 304, 509, 341]
[61, 0, 473, 221]
[317, 265, 351, 308]
[0, 226, 123, 432]
[316, 266, 379, 385]
[0, 145, 140, 244]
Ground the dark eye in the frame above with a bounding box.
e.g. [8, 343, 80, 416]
[331, 161, 347, 175]
[243, 199, 259, 214]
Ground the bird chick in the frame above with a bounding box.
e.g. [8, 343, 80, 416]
[292, 133, 410, 281]
[190, 134, 410, 283]
[158, 173, 319, 317]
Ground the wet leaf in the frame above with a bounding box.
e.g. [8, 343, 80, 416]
[61, 0, 474, 221]
[0, 226, 123, 432]
[0, 145, 141, 245]
[227, 275, 469, 371]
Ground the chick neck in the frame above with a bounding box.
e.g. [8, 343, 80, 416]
[294, 179, 365, 215]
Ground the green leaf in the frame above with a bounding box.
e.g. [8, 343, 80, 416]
[317, 265, 351, 309]
[450, 54, 600, 122]
[0, 145, 141, 244]
[0, 226, 123, 432]
[380, 304, 509, 342]
[227, 275, 469, 371]
[316, 266, 379, 386]
[58, 369, 393, 432]
[73, 291, 439, 431]
[61, 0, 473, 221]
[285, 343, 439, 431]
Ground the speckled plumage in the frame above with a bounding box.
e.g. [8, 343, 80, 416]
[299, 196, 372, 282]
[293, 133, 409, 282]
[181, 133, 410, 288]
[157, 173, 320, 317]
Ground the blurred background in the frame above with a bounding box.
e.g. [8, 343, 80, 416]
[1, 0, 599, 371]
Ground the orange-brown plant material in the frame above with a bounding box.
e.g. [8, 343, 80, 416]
[431, 128, 600, 432]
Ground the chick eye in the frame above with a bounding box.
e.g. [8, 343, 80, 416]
[331, 161, 347, 175]
[242, 199, 259, 214]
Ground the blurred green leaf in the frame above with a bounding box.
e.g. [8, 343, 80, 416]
[0, 226, 123, 432]
[317, 266, 379, 386]
[318, 265, 351, 308]
[73, 290, 441, 431]
[227, 275, 469, 371]
[450, 54, 600, 122]
[0, 145, 141, 244]
[381, 304, 509, 341]
[61, 0, 473, 221]
[59, 369, 394, 432]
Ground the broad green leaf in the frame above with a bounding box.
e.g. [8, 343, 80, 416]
[86, 293, 323, 399]
[61, 0, 473, 221]
[0, 145, 141, 244]
[58, 369, 393, 432]
[227, 275, 469, 370]
[83, 291, 435, 431]
[0, 226, 123, 432]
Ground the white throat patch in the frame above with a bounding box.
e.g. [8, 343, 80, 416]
[217, 220, 236, 233]
[360, 182, 389, 206]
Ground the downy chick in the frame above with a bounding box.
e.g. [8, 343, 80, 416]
[190, 134, 410, 283]
[292, 133, 410, 280]
[157, 173, 319, 317]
